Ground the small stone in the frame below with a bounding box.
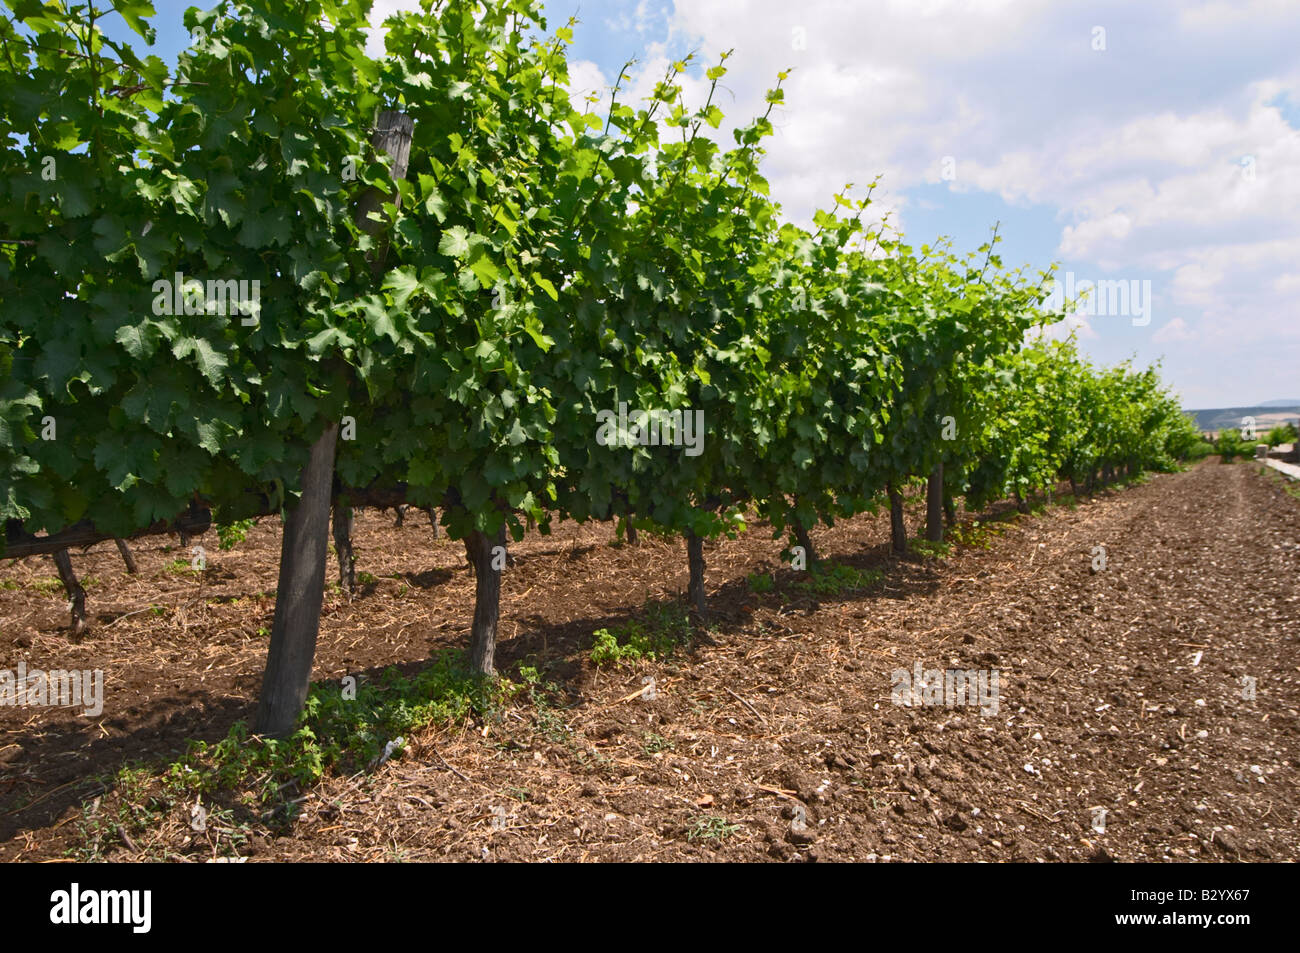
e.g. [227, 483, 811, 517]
[788, 827, 816, 846]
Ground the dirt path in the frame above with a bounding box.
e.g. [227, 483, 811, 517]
[2, 461, 1297, 861]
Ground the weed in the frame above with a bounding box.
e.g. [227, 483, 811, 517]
[909, 537, 953, 560]
[792, 562, 883, 597]
[746, 571, 774, 593]
[163, 650, 510, 804]
[589, 602, 692, 666]
[70, 765, 170, 861]
[687, 814, 741, 843]
[643, 732, 674, 754]
[948, 519, 1007, 550]
[516, 664, 571, 743]
[216, 519, 256, 551]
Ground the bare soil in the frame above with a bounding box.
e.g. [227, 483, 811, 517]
[2, 460, 1297, 862]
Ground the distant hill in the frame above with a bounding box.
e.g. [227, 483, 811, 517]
[1186, 405, 1300, 432]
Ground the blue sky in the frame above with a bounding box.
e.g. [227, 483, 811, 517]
[99, 0, 1300, 408]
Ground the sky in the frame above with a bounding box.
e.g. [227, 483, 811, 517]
[100, 0, 1300, 409]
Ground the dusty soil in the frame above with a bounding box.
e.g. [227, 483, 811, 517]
[1, 460, 1297, 862]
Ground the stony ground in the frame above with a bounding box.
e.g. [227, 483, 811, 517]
[1, 460, 1296, 861]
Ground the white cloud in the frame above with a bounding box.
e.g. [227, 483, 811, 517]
[1152, 317, 1194, 344]
[567, 60, 610, 107]
[1036, 312, 1097, 343]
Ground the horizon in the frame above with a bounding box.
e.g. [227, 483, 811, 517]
[1186, 398, 1300, 410]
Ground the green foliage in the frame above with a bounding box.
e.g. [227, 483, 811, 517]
[589, 602, 692, 665]
[792, 562, 883, 596]
[70, 765, 172, 861]
[948, 519, 1008, 550]
[686, 814, 741, 842]
[1215, 429, 1255, 462]
[1265, 423, 1297, 447]
[0, 0, 1196, 550]
[1182, 438, 1215, 463]
[515, 664, 570, 742]
[215, 518, 255, 551]
[909, 537, 953, 559]
[958, 339, 1200, 506]
[642, 731, 674, 754]
[746, 570, 775, 593]
[588, 630, 624, 665]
